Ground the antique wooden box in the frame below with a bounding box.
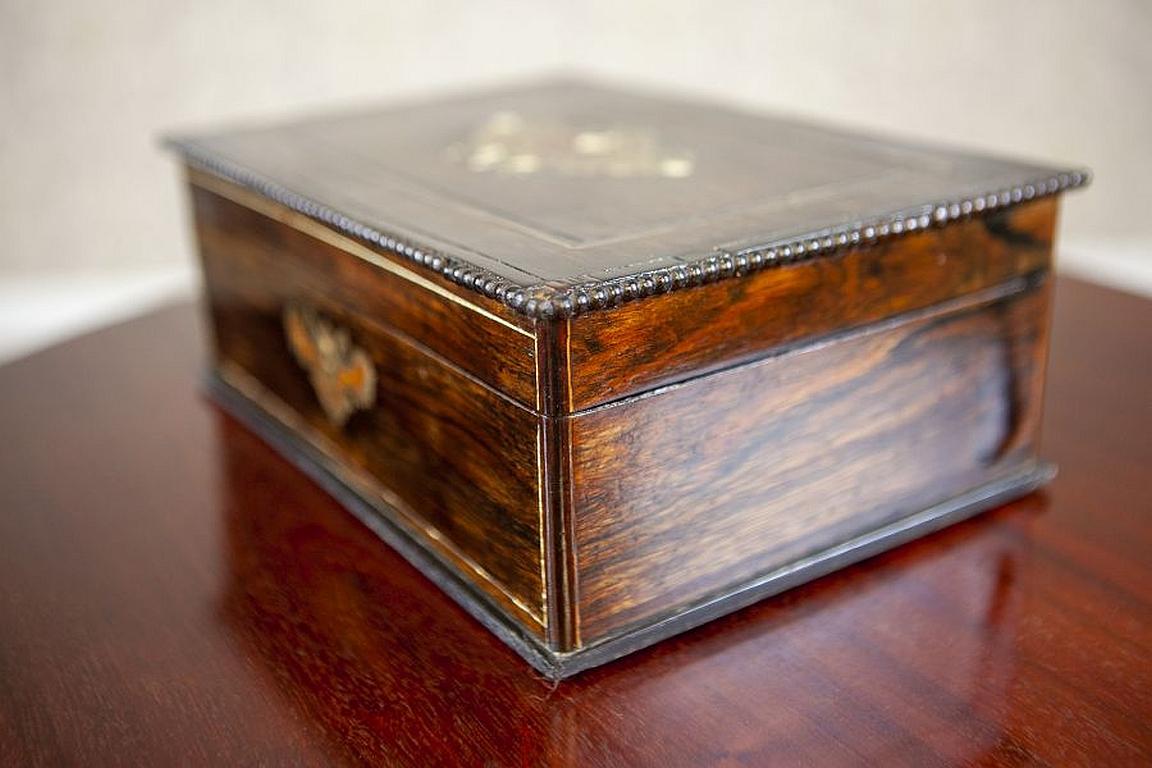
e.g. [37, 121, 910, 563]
[169, 80, 1087, 678]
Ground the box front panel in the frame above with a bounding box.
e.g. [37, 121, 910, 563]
[192, 182, 547, 636]
[570, 283, 1050, 645]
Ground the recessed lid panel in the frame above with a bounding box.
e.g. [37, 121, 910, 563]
[169, 79, 1087, 317]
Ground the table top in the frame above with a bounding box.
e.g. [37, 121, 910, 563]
[1, 276, 1149, 766]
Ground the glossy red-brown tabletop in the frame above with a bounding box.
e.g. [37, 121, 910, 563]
[1, 276, 1149, 767]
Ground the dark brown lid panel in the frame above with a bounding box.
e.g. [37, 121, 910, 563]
[168, 80, 1086, 318]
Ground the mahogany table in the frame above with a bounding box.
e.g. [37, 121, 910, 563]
[1, 276, 1149, 766]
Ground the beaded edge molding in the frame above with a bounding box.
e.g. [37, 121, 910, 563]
[169, 139, 1090, 320]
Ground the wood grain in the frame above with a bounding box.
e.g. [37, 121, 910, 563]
[190, 175, 539, 407]
[205, 272, 545, 632]
[563, 198, 1057, 410]
[0, 277, 1149, 766]
[570, 283, 1050, 643]
[191, 166, 1062, 655]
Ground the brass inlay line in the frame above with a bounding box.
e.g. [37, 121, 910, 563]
[565, 413, 581, 647]
[189, 169, 535, 340]
[533, 331, 541, 414]
[565, 317, 574, 413]
[535, 424, 548, 631]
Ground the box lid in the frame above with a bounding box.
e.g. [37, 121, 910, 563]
[168, 79, 1088, 319]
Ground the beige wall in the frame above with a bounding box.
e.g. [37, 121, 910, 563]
[2, 0, 1149, 284]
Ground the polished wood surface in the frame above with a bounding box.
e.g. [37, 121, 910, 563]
[565, 198, 1055, 409]
[0, 276, 1149, 766]
[571, 285, 1049, 642]
[194, 174, 551, 631]
[189, 162, 1061, 660]
[191, 176, 539, 407]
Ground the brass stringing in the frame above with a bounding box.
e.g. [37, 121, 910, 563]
[283, 302, 377, 427]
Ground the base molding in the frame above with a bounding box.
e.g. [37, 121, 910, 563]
[209, 370, 1054, 680]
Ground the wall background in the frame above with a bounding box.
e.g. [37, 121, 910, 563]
[2, 0, 1149, 360]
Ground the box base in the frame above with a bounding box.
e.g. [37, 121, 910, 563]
[208, 370, 1055, 680]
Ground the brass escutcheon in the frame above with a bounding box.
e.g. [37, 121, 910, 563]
[283, 302, 377, 427]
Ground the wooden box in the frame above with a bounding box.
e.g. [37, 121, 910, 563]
[169, 80, 1087, 678]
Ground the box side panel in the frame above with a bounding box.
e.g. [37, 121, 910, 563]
[570, 282, 1051, 645]
[192, 186, 547, 636]
[566, 198, 1057, 411]
[189, 172, 539, 408]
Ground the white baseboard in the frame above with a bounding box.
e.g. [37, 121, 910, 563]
[0, 264, 198, 365]
[1059, 240, 1152, 299]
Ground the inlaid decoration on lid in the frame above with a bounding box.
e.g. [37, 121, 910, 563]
[445, 110, 695, 179]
